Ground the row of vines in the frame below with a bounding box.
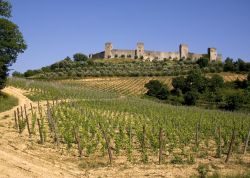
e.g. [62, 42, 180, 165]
[9, 78, 250, 165]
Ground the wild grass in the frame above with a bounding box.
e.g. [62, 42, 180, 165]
[0, 92, 18, 112]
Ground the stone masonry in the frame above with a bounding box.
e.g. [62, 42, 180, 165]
[91, 42, 222, 61]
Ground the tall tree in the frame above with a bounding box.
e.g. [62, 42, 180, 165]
[0, 0, 27, 90]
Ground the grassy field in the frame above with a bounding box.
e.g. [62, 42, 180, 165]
[0, 93, 18, 112]
[60, 72, 247, 96]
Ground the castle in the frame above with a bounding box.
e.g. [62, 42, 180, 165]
[90, 42, 222, 61]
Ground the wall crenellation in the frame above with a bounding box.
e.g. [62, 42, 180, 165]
[91, 42, 221, 61]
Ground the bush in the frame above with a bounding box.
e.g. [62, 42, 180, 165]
[197, 164, 209, 178]
[144, 80, 169, 100]
[208, 74, 224, 91]
[197, 58, 209, 68]
[184, 91, 198, 105]
[156, 85, 170, 100]
[170, 155, 184, 164]
[234, 79, 248, 89]
[224, 94, 242, 111]
[73, 53, 88, 62]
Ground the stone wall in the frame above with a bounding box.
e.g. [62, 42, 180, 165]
[188, 53, 204, 60]
[112, 49, 135, 58]
[143, 50, 180, 60]
[90, 42, 221, 61]
[92, 51, 105, 59]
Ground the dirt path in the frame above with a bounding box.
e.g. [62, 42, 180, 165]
[0, 87, 82, 178]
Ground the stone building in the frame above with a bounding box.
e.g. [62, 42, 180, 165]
[90, 42, 221, 61]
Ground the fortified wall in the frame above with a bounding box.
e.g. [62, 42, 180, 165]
[91, 42, 221, 61]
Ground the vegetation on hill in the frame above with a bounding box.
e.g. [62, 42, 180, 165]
[13, 54, 250, 79]
[144, 70, 250, 111]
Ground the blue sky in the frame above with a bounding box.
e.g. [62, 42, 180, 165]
[9, 0, 250, 72]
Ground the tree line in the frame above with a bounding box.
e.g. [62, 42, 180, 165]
[145, 70, 250, 111]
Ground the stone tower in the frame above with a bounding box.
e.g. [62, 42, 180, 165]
[179, 44, 189, 59]
[136, 42, 144, 58]
[208, 48, 217, 61]
[105, 42, 113, 58]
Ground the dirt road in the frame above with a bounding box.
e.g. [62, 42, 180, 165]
[0, 87, 82, 178]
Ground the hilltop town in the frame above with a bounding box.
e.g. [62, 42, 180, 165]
[90, 42, 222, 61]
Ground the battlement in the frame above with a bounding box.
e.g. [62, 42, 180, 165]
[91, 42, 222, 61]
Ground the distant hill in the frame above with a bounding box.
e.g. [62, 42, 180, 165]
[14, 56, 250, 79]
[19, 58, 227, 79]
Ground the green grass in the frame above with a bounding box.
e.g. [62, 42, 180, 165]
[0, 92, 18, 112]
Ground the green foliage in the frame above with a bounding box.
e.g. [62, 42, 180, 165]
[0, 0, 11, 18]
[0, 1, 27, 90]
[234, 79, 248, 89]
[197, 164, 209, 178]
[0, 92, 18, 112]
[224, 94, 243, 111]
[73, 53, 88, 62]
[184, 91, 199, 105]
[208, 74, 224, 91]
[224, 58, 235, 72]
[248, 72, 250, 81]
[185, 70, 207, 93]
[170, 155, 184, 164]
[12, 71, 24, 78]
[197, 58, 209, 68]
[145, 80, 169, 100]
[172, 76, 186, 92]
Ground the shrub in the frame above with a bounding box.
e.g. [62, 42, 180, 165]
[197, 164, 209, 178]
[184, 91, 198, 105]
[208, 74, 224, 91]
[197, 58, 209, 68]
[144, 80, 169, 100]
[170, 155, 183, 164]
[73, 53, 88, 62]
[224, 94, 242, 111]
[156, 85, 170, 100]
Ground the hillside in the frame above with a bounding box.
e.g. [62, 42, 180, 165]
[60, 73, 247, 96]
[21, 58, 225, 79]
[2, 78, 250, 177]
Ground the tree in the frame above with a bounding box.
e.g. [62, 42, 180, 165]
[224, 94, 242, 111]
[223, 57, 235, 72]
[0, 0, 11, 17]
[73, 53, 88, 62]
[0, 0, 27, 90]
[185, 69, 207, 93]
[235, 58, 248, 71]
[145, 80, 163, 97]
[197, 58, 209, 68]
[172, 76, 185, 92]
[184, 91, 198, 105]
[144, 80, 169, 100]
[156, 85, 170, 100]
[248, 72, 250, 82]
[208, 74, 224, 91]
[12, 71, 23, 77]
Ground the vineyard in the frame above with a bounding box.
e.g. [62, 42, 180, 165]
[6, 77, 250, 177]
[60, 73, 247, 96]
